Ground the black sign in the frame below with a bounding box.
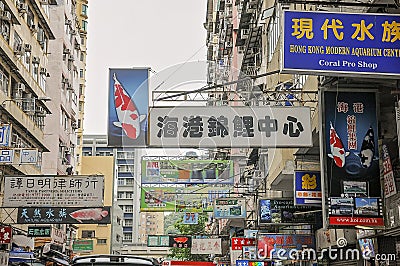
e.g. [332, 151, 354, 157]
[27, 226, 51, 237]
[169, 236, 192, 248]
[17, 207, 111, 224]
[259, 199, 316, 224]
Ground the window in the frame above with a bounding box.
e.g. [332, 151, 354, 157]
[126, 192, 133, 198]
[267, 10, 280, 63]
[97, 239, 107, 245]
[124, 219, 133, 226]
[125, 206, 133, 213]
[0, 70, 9, 94]
[82, 20, 88, 32]
[79, 69, 84, 78]
[117, 178, 124, 186]
[125, 179, 134, 185]
[81, 230, 95, 238]
[123, 233, 132, 241]
[117, 192, 124, 199]
[82, 4, 88, 16]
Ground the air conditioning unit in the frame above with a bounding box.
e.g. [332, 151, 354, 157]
[39, 67, 47, 74]
[14, 43, 24, 55]
[71, 122, 78, 129]
[32, 56, 40, 64]
[24, 43, 32, 52]
[37, 34, 44, 43]
[36, 107, 47, 117]
[1, 11, 11, 21]
[18, 3, 28, 13]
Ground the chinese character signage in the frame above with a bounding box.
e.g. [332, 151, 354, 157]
[0, 124, 11, 147]
[0, 149, 14, 164]
[17, 207, 111, 224]
[0, 226, 11, 244]
[182, 212, 199, 224]
[283, 11, 400, 78]
[108, 68, 149, 147]
[169, 236, 192, 248]
[323, 91, 384, 226]
[257, 234, 315, 259]
[294, 170, 322, 206]
[19, 149, 38, 164]
[231, 238, 256, 250]
[214, 198, 246, 219]
[3, 175, 104, 207]
[73, 240, 93, 252]
[27, 226, 51, 237]
[382, 144, 397, 198]
[191, 238, 222, 254]
[258, 199, 315, 224]
[149, 106, 312, 148]
[142, 159, 233, 184]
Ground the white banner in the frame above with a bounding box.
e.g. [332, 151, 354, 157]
[149, 106, 312, 148]
[3, 175, 104, 207]
[191, 238, 222, 254]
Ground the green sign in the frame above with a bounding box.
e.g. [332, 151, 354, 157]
[140, 187, 176, 212]
[73, 240, 93, 252]
[147, 235, 170, 247]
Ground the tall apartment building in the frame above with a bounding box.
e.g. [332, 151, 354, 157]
[42, 0, 88, 175]
[82, 134, 142, 244]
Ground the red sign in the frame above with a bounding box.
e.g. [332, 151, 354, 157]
[0, 226, 12, 244]
[329, 216, 384, 226]
[231, 237, 256, 250]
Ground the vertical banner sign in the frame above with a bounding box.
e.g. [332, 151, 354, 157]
[282, 11, 400, 78]
[0, 124, 11, 147]
[382, 144, 397, 198]
[294, 170, 322, 206]
[324, 91, 383, 226]
[0, 226, 11, 244]
[108, 68, 149, 147]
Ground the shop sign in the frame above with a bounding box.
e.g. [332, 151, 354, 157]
[147, 235, 170, 247]
[258, 199, 315, 224]
[3, 175, 104, 207]
[0, 149, 14, 164]
[382, 144, 397, 198]
[27, 226, 51, 237]
[323, 91, 384, 227]
[182, 212, 198, 225]
[19, 149, 38, 164]
[0, 226, 11, 244]
[294, 170, 322, 206]
[191, 238, 221, 254]
[149, 106, 312, 148]
[214, 198, 246, 219]
[257, 234, 315, 259]
[108, 68, 149, 147]
[73, 240, 93, 252]
[282, 10, 400, 78]
[17, 207, 111, 224]
[0, 124, 11, 147]
[231, 238, 256, 250]
[169, 236, 191, 248]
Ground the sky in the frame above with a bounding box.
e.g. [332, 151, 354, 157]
[84, 0, 208, 135]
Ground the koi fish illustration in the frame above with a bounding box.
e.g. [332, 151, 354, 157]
[69, 208, 109, 223]
[113, 73, 146, 139]
[359, 126, 375, 168]
[328, 122, 349, 168]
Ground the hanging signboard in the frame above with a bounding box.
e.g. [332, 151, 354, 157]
[73, 240, 93, 252]
[3, 175, 104, 207]
[214, 198, 246, 219]
[19, 149, 38, 164]
[108, 68, 149, 147]
[147, 235, 170, 247]
[0, 226, 11, 244]
[323, 91, 384, 226]
[0, 149, 14, 164]
[182, 213, 199, 225]
[294, 170, 322, 206]
[258, 199, 315, 224]
[282, 10, 400, 78]
[231, 238, 256, 250]
[169, 236, 192, 248]
[142, 159, 234, 184]
[382, 144, 397, 198]
[191, 238, 222, 254]
[27, 226, 51, 237]
[149, 106, 312, 148]
[0, 124, 11, 147]
[17, 207, 111, 224]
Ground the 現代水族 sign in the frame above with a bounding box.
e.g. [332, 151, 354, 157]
[282, 10, 400, 78]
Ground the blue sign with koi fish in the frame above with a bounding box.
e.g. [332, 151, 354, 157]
[282, 10, 400, 77]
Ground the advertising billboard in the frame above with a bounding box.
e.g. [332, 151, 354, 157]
[214, 198, 246, 219]
[282, 10, 400, 78]
[17, 207, 111, 224]
[142, 159, 234, 184]
[323, 91, 383, 226]
[191, 238, 222, 254]
[108, 68, 149, 147]
[3, 175, 104, 207]
[258, 199, 316, 224]
[257, 234, 315, 259]
[140, 187, 176, 212]
[73, 240, 93, 252]
[149, 106, 312, 148]
[294, 170, 322, 206]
